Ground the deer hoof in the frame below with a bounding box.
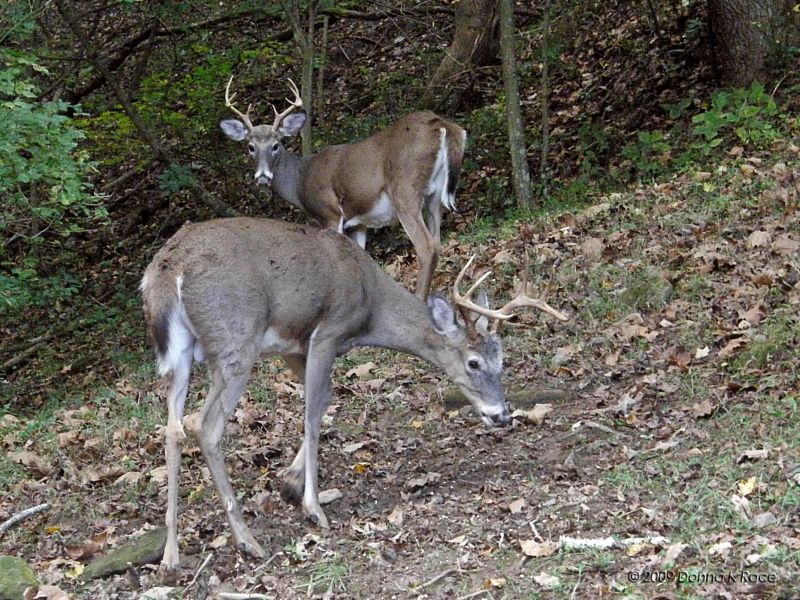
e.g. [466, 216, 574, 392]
[303, 506, 330, 529]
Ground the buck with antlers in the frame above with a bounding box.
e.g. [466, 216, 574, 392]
[219, 77, 466, 299]
[141, 217, 568, 571]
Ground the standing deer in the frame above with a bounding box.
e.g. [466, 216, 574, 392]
[219, 77, 466, 299]
[141, 217, 568, 572]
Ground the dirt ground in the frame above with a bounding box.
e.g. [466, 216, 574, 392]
[2, 151, 800, 599]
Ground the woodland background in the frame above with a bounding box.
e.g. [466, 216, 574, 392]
[1, 1, 799, 599]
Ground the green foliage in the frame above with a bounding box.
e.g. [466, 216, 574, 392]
[619, 83, 785, 182]
[158, 163, 198, 195]
[0, 49, 106, 312]
[690, 82, 779, 152]
[620, 130, 672, 178]
[577, 121, 610, 180]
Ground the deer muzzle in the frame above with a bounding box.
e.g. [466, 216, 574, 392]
[480, 406, 512, 428]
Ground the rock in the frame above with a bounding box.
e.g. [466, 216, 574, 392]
[0, 556, 39, 600]
[752, 512, 777, 528]
[318, 488, 343, 505]
[82, 527, 167, 580]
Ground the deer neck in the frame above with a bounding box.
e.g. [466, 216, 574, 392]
[271, 152, 306, 211]
[360, 278, 448, 368]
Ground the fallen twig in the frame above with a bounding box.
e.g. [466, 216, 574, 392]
[186, 552, 213, 589]
[0, 503, 50, 535]
[457, 589, 491, 600]
[413, 568, 459, 593]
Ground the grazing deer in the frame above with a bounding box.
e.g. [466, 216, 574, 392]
[141, 217, 568, 571]
[219, 77, 466, 299]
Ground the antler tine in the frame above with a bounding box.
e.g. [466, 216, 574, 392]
[494, 252, 569, 326]
[225, 76, 254, 132]
[452, 256, 514, 322]
[271, 77, 303, 131]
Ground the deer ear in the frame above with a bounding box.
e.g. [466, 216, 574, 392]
[278, 111, 307, 138]
[220, 119, 249, 141]
[473, 290, 491, 333]
[427, 293, 459, 336]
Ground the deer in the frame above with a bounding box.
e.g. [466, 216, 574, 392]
[140, 217, 568, 572]
[219, 77, 467, 299]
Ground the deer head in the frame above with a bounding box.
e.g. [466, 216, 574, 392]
[426, 253, 569, 428]
[219, 76, 306, 185]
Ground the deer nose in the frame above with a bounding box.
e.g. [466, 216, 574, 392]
[483, 410, 511, 428]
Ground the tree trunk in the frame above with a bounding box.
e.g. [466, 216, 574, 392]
[420, 0, 499, 114]
[281, 0, 320, 156]
[499, 0, 532, 208]
[707, 0, 777, 87]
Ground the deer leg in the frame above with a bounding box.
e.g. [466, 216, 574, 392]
[191, 360, 265, 558]
[279, 353, 307, 506]
[161, 347, 193, 572]
[397, 205, 439, 300]
[301, 338, 337, 527]
[424, 194, 442, 242]
[347, 226, 368, 249]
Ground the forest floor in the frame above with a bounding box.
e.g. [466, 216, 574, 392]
[1, 140, 798, 599]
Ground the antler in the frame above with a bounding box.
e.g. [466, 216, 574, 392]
[491, 252, 569, 332]
[271, 78, 303, 131]
[452, 253, 569, 335]
[225, 76, 254, 132]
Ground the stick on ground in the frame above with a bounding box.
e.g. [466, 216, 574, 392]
[0, 503, 50, 535]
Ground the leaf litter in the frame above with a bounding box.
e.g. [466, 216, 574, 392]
[2, 116, 799, 600]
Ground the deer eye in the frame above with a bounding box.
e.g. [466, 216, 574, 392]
[271, 142, 280, 153]
[247, 143, 256, 154]
[467, 359, 481, 372]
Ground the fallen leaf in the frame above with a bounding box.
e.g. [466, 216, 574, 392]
[746, 230, 771, 249]
[210, 534, 228, 549]
[691, 399, 717, 418]
[65, 531, 108, 561]
[346, 362, 376, 379]
[520, 539, 558, 557]
[65, 563, 84, 579]
[32, 585, 72, 600]
[508, 498, 527, 514]
[551, 346, 574, 366]
[695, 346, 711, 359]
[738, 476, 757, 496]
[708, 541, 732, 557]
[742, 306, 765, 327]
[11, 451, 52, 476]
[405, 472, 441, 491]
[149, 466, 168, 484]
[661, 542, 688, 567]
[482, 577, 506, 589]
[581, 237, 604, 259]
[113, 471, 144, 486]
[604, 349, 621, 366]
[511, 403, 553, 425]
[771, 234, 799, 255]
[57, 431, 82, 448]
[626, 543, 650, 556]
[342, 441, 366, 454]
[387, 507, 403, 527]
[532, 572, 560, 588]
[736, 448, 769, 463]
[718, 337, 747, 359]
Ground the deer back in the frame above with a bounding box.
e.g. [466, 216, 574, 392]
[142, 219, 376, 371]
